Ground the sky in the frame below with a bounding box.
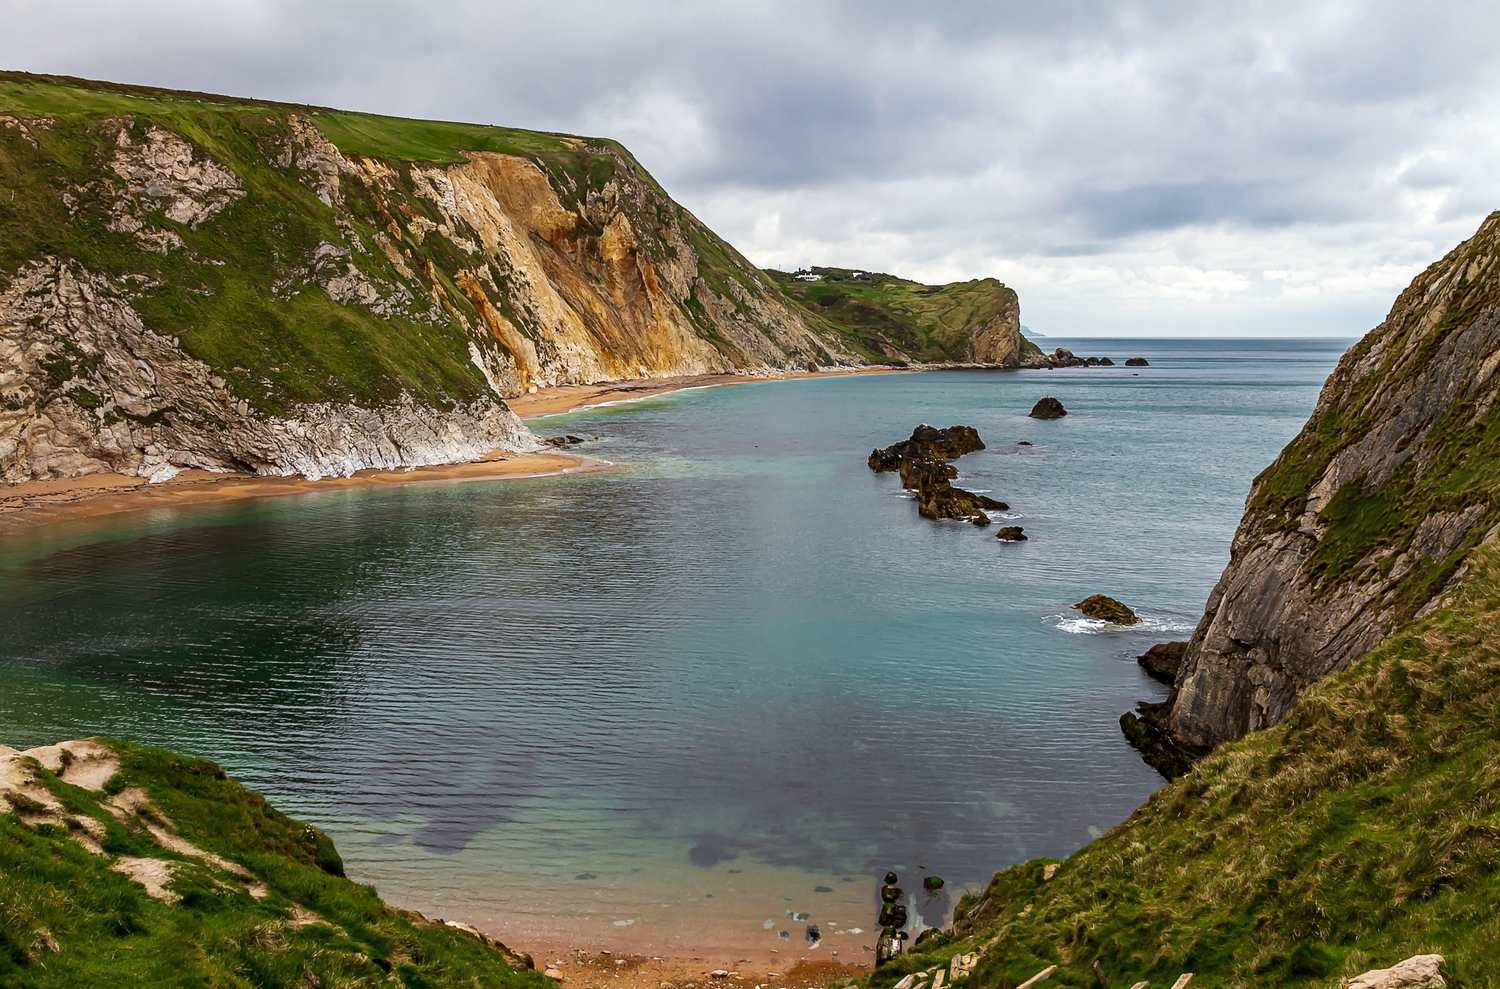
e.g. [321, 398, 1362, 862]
[4, 0, 1499, 337]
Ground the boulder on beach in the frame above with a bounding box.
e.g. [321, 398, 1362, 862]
[1029, 397, 1067, 419]
[1125, 357, 1149, 366]
[1074, 594, 1139, 625]
[996, 526, 1027, 541]
[1138, 641, 1187, 684]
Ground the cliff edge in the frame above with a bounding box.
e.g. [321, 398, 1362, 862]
[1131, 211, 1500, 760]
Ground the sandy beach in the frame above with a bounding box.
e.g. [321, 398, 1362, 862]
[0, 451, 601, 534]
[508, 366, 909, 420]
[0, 366, 911, 533]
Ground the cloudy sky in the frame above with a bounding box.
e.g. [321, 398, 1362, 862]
[5, 0, 1499, 336]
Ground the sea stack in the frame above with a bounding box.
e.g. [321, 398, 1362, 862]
[1030, 397, 1067, 419]
[1074, 594, 1139, 625]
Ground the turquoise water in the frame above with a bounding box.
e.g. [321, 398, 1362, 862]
[0, 338, 1346, 954]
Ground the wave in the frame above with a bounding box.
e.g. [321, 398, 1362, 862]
[1050, 612, 1197, 636]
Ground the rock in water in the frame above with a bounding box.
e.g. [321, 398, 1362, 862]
[996, 526, 1027, 541]
[1138, 641, 1187, 684]
[1124, 357, 1149, 366]
[922, 875, 944, 891]
[868, 424, 986, 471]
[1029, 397, 1067, 419]
[1098, 357, 1115, 366]
[1346, 955, 1445, 989]
[914, 473, 1008, 525]
[1074, 594, 1139, 625]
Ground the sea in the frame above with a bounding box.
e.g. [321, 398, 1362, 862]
[0, 338, 1349, 961]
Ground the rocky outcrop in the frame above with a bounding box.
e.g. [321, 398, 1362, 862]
[1138, 211, 1500, 758]
[869, 424, 1006, 526]
[995, 526, 1027, 541]
[1074, 594, 1139, 625]
[0, 259, 535, 482]
[968, 286, 1023, 365]
[1029, 397, 1067, 419]
[915, 473, 1007, 525]
[1346, 955, 1445, 989]
[1125, 357, 1149, 367]
[1137, 641, 1186, 684]
[1023, 348, 1119, 369]
[869, 424, 985, 470]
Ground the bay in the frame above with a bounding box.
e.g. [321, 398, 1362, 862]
[0, 337, 1348, 957]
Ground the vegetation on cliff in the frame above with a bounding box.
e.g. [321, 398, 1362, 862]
[1126, 211, 1500, 758]
[765, 267, 1036, 364]
[0, 738, 542, 988]
[865, 536, 1500, 987]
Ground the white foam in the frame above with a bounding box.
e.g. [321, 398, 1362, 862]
[1050, 612, 1196, 635]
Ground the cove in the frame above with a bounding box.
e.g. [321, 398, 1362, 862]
[0, 338, 1346, 960]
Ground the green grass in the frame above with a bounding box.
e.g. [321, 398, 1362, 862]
[764, 267, 1023, 363]
[0, 740, 545, 988]
[863, 539, 1500, 989]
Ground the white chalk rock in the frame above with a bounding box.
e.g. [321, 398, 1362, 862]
[1346, 954, 1445, 989]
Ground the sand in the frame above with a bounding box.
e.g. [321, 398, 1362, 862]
[507, 366, 909, 420]
[0, 451, 601, 534]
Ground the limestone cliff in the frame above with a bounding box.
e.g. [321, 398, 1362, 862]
[0, 72, 879, 483]
[1129, 211, 1500, 763]
[767, 267, 1030, 365]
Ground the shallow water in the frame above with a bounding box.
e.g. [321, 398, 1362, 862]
[0, 338, 1347, 959]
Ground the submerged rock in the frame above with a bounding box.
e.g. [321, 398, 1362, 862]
[922, 875, 944, 892]
[1029, 397, 1067, 419]
[1074, 594, 1139, 625]
[996, 526, 1027, 541]
[1125, 357, 1149, 366]
[1138, 641, 1187, 684]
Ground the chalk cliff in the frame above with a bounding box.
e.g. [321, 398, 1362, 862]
[0, 72, 911, 483]
[1128, 211, 1500, 764]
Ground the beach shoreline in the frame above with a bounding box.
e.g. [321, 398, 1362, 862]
[507, 365, 911, 420]
[0, 451, 604, 535]
[0, 365, 912, 533]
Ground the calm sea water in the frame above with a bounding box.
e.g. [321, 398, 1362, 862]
[0, 338, 1347, 956]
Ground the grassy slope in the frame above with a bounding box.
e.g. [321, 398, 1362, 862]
[0, 72, 502, 415]
[0, 71, 873, 402]
[864, 542, 1500, 989]
[0, 740, 543, 988]
[764, 267, 1033, 363]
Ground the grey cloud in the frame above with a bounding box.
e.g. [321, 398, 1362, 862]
[3, 0, 1499, 334]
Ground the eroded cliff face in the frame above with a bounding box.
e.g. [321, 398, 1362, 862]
[968, 289, 1022, 365]
[1147, 211, 1500, 756]
[0, 75, 866, 483]
[0, 259, 533, 482]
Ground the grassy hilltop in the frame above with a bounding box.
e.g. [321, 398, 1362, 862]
[0, 739, 543, 988]
[766, 267, 1039, 364]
